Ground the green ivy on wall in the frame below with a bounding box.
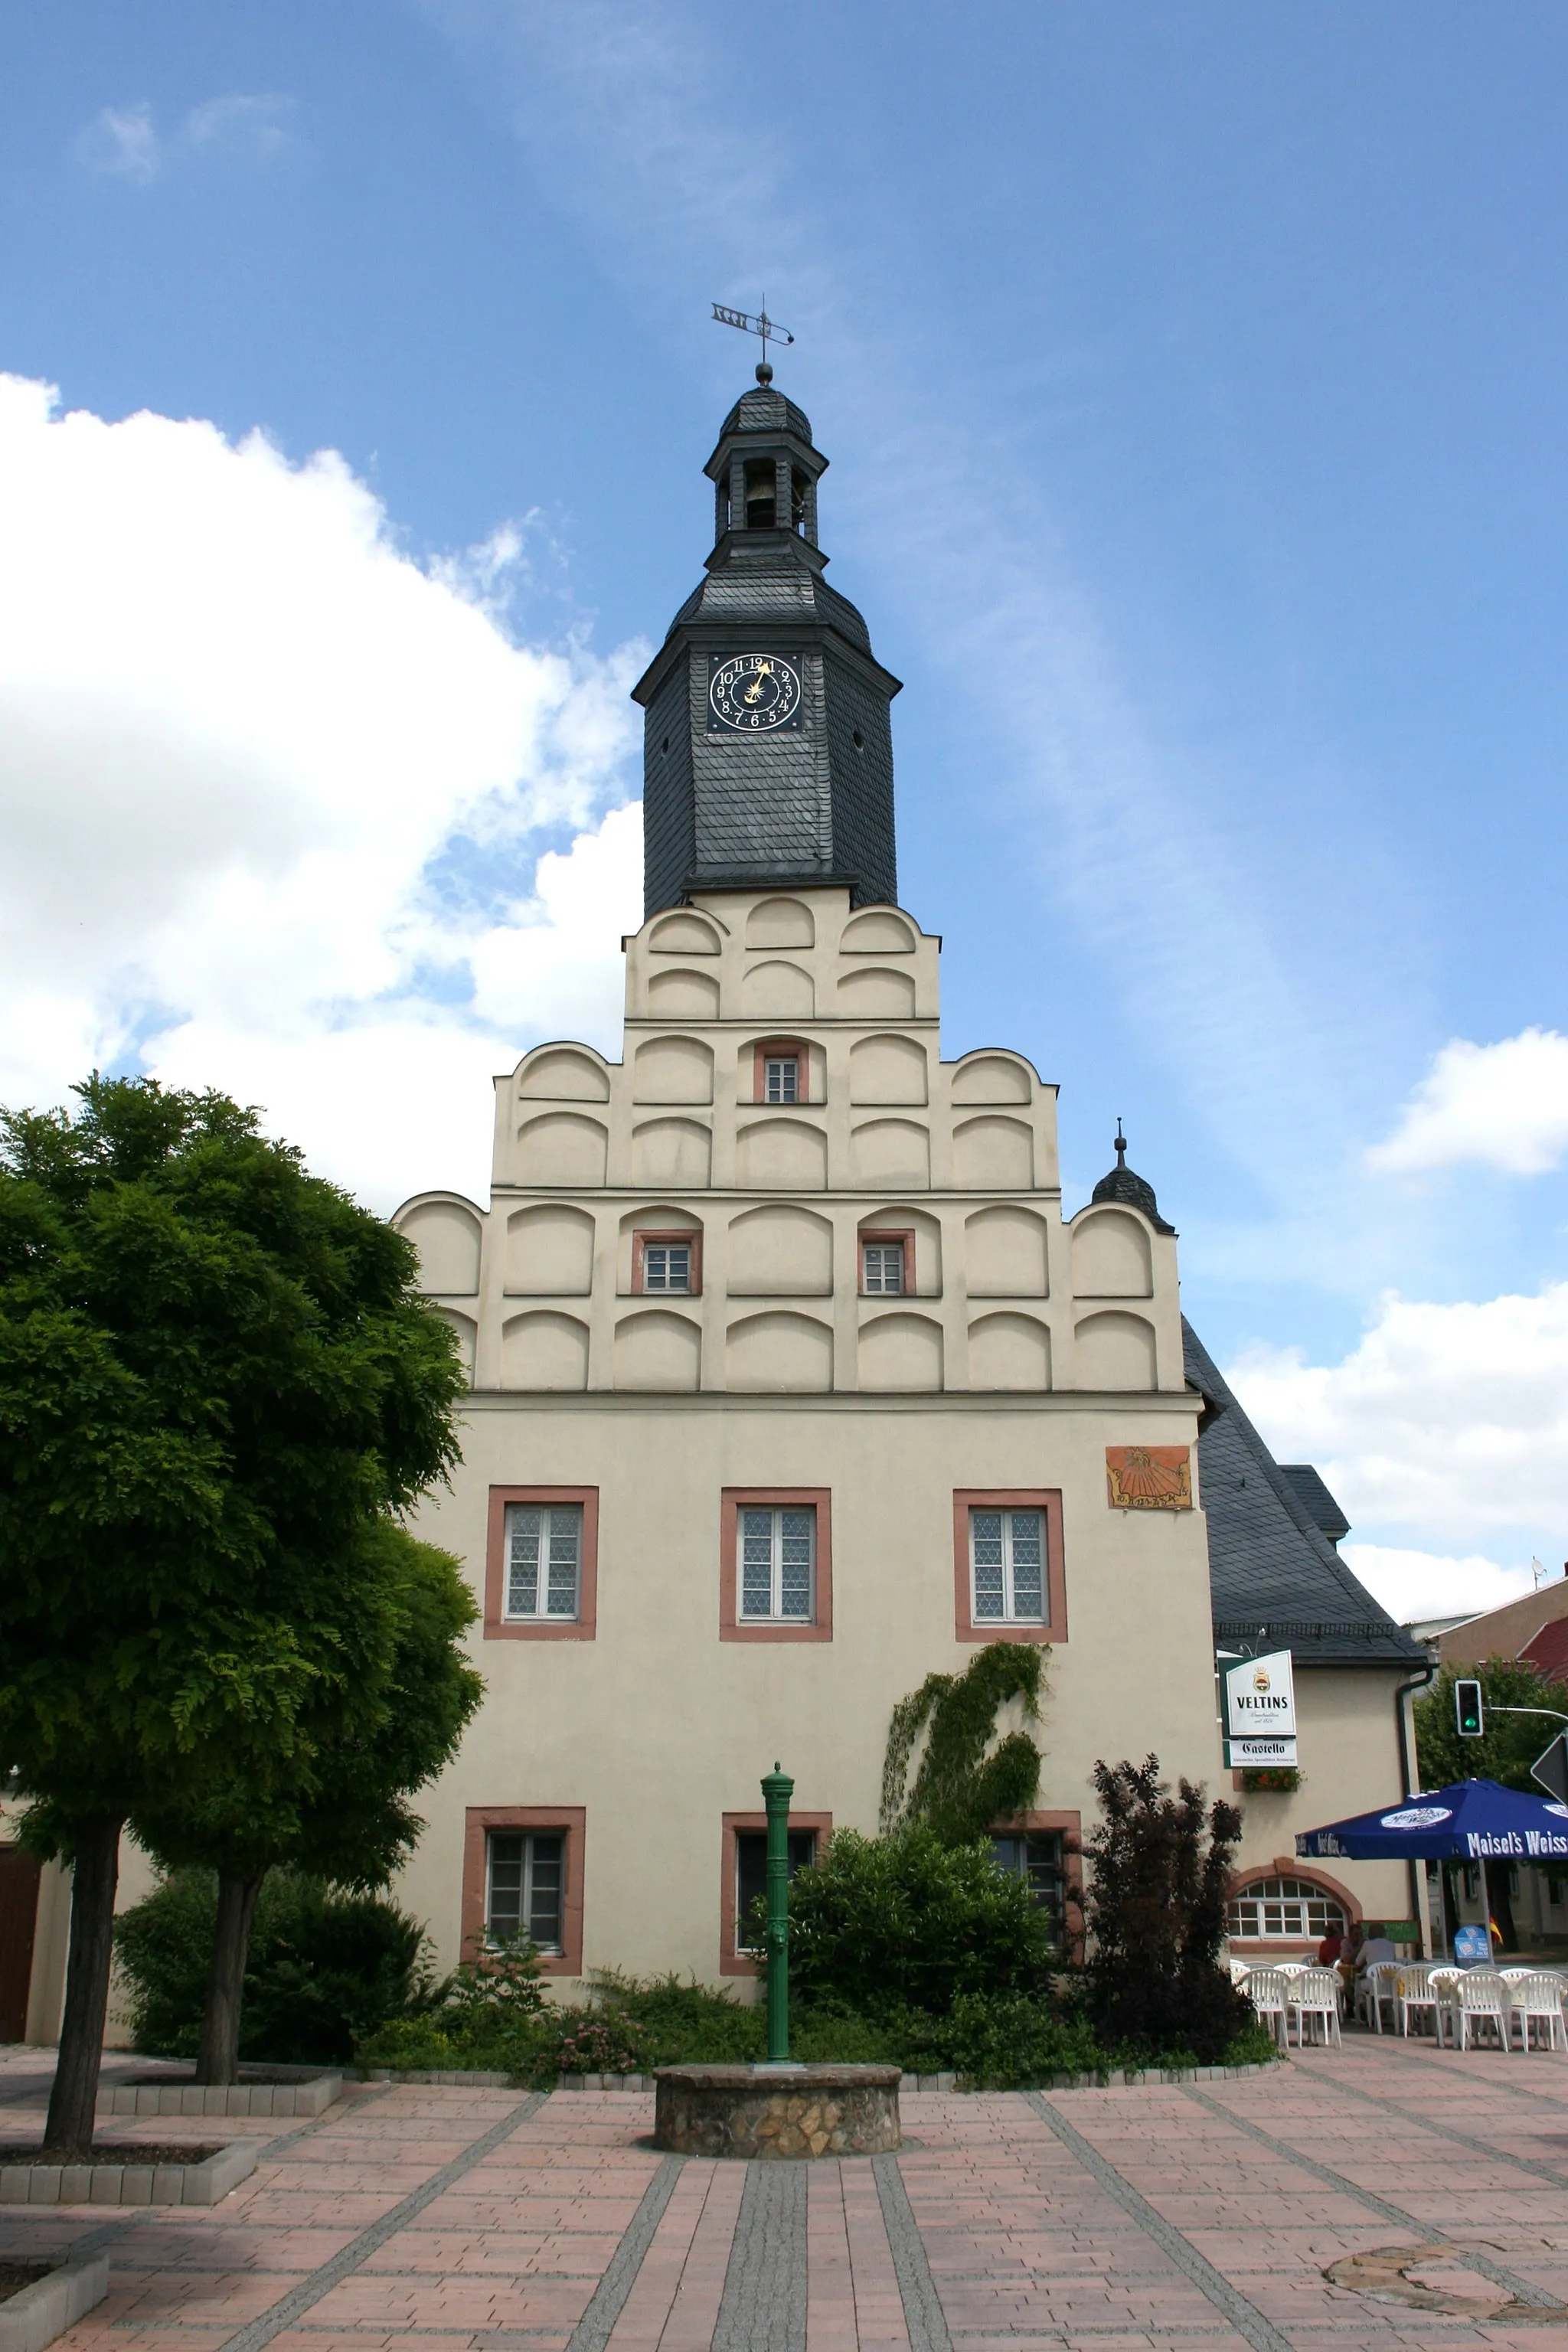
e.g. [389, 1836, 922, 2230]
[880, 1642, 1046, 1847]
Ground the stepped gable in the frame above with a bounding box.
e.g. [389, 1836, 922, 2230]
[1183, 1318, 1423, 1667]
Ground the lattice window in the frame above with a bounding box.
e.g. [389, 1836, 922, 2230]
[1227, 1876, 1347, 1941]
[739, 1507, 816, 1621]
[504, 1503, 582, 1621]
[485, 1831, 564, 1952]
[970, 1508, 1045, 1622]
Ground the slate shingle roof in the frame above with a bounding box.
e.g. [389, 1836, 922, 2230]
[1184, 1318, 1423, 1667]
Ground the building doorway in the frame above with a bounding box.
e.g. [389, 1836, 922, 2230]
[0, 1847, 41, 2043]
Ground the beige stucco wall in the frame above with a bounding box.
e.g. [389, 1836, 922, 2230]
[397, 1387, 1217, 1989]
[381, 882, 1423, 1986]
[1226, 1667, 1416, 1948]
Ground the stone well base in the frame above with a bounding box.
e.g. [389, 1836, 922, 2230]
[652, 2064, 901, 2159]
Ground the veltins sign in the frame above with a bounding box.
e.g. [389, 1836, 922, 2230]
[1223, 1648, 1297, 1767]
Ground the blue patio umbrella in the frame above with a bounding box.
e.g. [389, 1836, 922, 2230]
[1296, 1779, 1568, 1960]
[1295, 1779, 1568, 1863]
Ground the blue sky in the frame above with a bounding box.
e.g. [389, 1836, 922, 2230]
[2, 2, 1566, 1617]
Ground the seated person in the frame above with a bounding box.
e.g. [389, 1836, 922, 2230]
[1317, 1928, 1349, 1966]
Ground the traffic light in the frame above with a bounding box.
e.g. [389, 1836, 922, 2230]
[1455, 1678, 1485, 1738]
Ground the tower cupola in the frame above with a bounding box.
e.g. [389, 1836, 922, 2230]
[632, 368, 901, 917]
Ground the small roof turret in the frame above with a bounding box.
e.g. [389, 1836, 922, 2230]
[1091, 1122, 1176, 1235]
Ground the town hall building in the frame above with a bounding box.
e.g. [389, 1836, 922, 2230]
[0, 372, 1432, 2047]
[382, 370, 1428, 1993]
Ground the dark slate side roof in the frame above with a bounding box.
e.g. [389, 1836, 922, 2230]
[1184, 1318, 1423, 1667]
[1278, 1464, 1351, 1545]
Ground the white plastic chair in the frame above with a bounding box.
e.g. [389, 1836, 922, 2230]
[1357, 1961, 1401, 2034]
[1440, 1968, 1511, 2052]
[1245, 1966, 1290, 2051]
[1395, 1962, 1442, 2038]
[1292, 1966, 1344, 2047]
[1227, 1957, 1253, 1986]
[1508, 1973, 1567, 2054]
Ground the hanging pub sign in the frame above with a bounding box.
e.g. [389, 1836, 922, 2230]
[1222, 1649, 1298, 1767]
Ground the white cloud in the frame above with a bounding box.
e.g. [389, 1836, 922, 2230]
[1226, 1283, 1568, 1547]
[185, 95, 296, 157]
[74, 104, 160, 184]
[0, 373, 644, 1210]
[1368, 1028, 1568, 1176]
[1340, 1544, 1540, 1628]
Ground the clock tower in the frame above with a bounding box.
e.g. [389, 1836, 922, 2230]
[632, 368, 902, 917]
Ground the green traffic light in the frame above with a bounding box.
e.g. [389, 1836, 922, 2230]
[1455, 1678, 1485, 1738]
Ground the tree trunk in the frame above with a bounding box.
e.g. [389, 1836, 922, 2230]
[194, 1869, 266, 2086]
[42, 1815, 123, 2160]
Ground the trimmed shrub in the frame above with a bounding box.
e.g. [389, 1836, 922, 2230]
[783, 1826, 1055, 2017]
[114, 1870, 430, 2063]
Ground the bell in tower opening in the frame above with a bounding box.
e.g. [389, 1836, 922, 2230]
[633, 368, 901, 917]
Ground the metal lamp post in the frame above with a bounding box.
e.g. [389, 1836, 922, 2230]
[761, 1762, 794, 2064]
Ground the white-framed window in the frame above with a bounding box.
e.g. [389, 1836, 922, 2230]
[740, 1506, 815, 1621]
[642, 1240, 692, 1293]
[970, 1507, 1045, 1623]
[734, 1828, 818, 1952]
[991, 1831, 1067, 1949]
[764, 1055, 800, 1104]
[862, 1240, 905, 1295]
[486, 1829, 564, 1952]
[1226, 1877, 1347, 1942]
[504, 1502, 582, 1622]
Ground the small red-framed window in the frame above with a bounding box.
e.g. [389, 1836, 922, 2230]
[859, 1227, 914, 1295]
[953, 1489, 1066, 1644]
[720, 1488, 833, 1642]
[988, 1811, 1083, 1960]
[485, 1486, 598, 1641]
[462, 1805, 586, 1976]
[720, 1811, 833, 1974]
[632, 1230, 703, 1295]
[753, 1038, 811, 1104]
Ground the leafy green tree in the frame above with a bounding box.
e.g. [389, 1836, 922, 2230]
[1414, 1658, 1568, 1949]
[880, 1642, 1045, 1843]
[132, 1523, 482, 2085]
[1415, 1658, 1568, 1795]
[0, 1076, 464, 2155]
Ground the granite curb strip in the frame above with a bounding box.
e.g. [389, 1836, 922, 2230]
[871, 2153, 954, 2352]
[711, 2164, 806, 2352]
[1179, 2080, 1566, 2310]
[211, 2090, 549, 2352]
[98, 2074, 341, 2121]
[359, 2057, 1278, 2092]
[0, 2144, 256, 2209]
[1026, 2092, 1295, 2352]
[561, 2153, 684, 2352]
[0, 2256, 109, 2352]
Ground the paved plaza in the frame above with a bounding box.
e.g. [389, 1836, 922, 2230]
[7, 2038, 1568, 2350]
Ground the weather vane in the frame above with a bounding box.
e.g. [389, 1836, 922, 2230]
[712, 298, 795, 382]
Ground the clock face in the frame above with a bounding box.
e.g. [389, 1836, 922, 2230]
[707, 652, 803, 733]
